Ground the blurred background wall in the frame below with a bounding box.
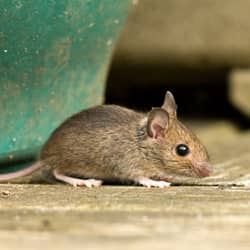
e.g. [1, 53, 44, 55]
[106, 0, 250, 128]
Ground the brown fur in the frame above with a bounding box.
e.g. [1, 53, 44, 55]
[1, 92, 212, 185]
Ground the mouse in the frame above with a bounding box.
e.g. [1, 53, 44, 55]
[0, 91, 213, 188]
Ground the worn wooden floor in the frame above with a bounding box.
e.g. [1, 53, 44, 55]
[0, 120, 250, 250]
[0, 185, 250, 250]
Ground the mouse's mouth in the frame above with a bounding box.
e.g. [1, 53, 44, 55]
[191, 162, 213, 178]
[153, 162, 213, 182]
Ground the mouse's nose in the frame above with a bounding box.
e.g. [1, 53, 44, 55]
[197, 162, 213, 177]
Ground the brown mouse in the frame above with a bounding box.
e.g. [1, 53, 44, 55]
[0, 91, 213, 188]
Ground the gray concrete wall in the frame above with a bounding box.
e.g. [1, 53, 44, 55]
[114, 0, 250, 68]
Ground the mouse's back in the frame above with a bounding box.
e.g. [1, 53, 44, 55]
[39, 105, 143, 165]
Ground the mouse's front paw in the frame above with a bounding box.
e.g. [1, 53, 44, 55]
[137, 177, 171, 188]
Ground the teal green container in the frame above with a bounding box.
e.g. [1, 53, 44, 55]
[0, 0, 131, 171]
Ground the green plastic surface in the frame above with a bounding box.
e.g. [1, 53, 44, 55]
[0, 0, 131, 170]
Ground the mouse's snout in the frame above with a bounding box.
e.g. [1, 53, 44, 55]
[194, 161, 213, 177]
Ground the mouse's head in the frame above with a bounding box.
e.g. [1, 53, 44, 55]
[145, 91, 213, 178]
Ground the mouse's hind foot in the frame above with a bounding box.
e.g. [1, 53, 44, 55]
[53, 169, 103, 187]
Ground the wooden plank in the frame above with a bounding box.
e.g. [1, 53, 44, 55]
[0, 185, 250, 250]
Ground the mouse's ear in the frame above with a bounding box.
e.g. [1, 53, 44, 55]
[147, 108, 169, 139]
[162, 91, 177, 118]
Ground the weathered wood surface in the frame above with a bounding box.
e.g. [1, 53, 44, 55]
[0, 121, 250, 250]
[0, 185, 250, 250]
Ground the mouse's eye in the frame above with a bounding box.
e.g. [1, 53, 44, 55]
[176, 144, 190, 157]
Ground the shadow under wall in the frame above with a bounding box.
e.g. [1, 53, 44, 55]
[105, 66, 250, 129]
